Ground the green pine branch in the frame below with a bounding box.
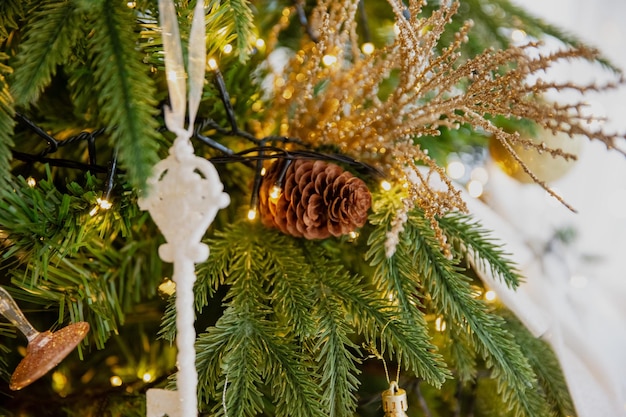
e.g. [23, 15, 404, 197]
[367, 191, 554, 417]
[406, 209, 549, 417]
[0, 56, 14, 195]
[439, 211, 523, 289]
[0, 0, 23, 39]
[208, 0, 255, 62]
[502, 310, 576, 417]
[80, 0, 161, 190]
[0, 173, 163, 348]
[10, 0, 82, 106]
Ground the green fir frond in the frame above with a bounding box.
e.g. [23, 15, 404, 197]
[439, 211, 523, 289]
[0, 0, 23, 39]
[0, 59, 14, 195]
[312, 291, 361, 417]
[502, 310, 576, 417]
[0, 173, 162, 348]
[402, 207, 550, 417]
[195, 220, 324, 417]
[81, 0, 160, 190]
[207, 0, 255, 62]
[10, 0, 82, 106]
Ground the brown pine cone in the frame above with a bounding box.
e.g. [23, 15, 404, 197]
[259, 159, 372, 240]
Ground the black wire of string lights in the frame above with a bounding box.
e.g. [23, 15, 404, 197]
[9, 2, 381, 213]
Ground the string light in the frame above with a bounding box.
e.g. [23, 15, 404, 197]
[207, 58, 218, 71]
[511, 29, 527, 43]
[126, 1, 136, 8]
[89, 197, 112, 216]
[255, 38, 265, 49]
[142, 372, 153, 383]
[222, 44, 233, 54]
[322, 54, 338, 67]
[446, 160, 465, 180]
[247, 208, 257, 221]
[269, 185, 282, 201]
[26, 177, 36, 187]
[361, 42, 375, 55]
[110, 376, 123, 387]
[484, 290, 497, 302]
[435, 316, 446, 332]
[380, 180, 392, 191]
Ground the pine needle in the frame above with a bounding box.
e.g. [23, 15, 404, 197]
[81, 0, 160, 190]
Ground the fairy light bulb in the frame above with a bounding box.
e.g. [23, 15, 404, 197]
[269, 185, 282, 201]
[380, 180, 392, 191]
[110, 376, 123, 387]
[222, 44, 233, 54]
[89, 197, 112, 216]
[484, 290, 497, 302]
[435, 316, 446, 332]
[26, 177, 36, 187]
[255, 38, 265, 49]
[361, 42, 375, 55]
[247, 208, 257, 221]
[322, 54, 338, 67]
[446, 160, 465, 180]
[207, 58, 218, 71]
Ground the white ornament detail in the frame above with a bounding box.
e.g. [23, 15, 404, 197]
[139, 1, 229, 416]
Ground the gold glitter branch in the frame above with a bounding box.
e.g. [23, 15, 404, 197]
[260, 0, 625, 236]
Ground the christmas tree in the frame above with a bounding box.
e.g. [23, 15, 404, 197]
[0, 0, 624, 416]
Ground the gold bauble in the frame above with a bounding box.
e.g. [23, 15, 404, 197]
[489, 127, 582, 183]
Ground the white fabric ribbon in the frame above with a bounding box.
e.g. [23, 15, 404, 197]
[141, 2, 230, 416]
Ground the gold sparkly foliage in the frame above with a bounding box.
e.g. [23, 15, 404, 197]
[260, 0, 625, 235]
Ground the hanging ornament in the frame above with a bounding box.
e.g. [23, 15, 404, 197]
[381, 381, 409, 417]
[139, 0, 229, 416]
[258, 159, 371, 239]
[489, 126, 583, 183]
[0, 286, 89, 391]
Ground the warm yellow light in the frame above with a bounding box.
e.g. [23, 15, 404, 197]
[511, 29, 527, 43]
[26, 177, 36, 187]
[282, 88, 293, 100]
[361, 42, 375, 55]
[97, 198, 112, 210]
[52, 371, 68, 394]
[322, 54, 338, 66]
[223, 44, 233, 54]
[446, 160, 465, 180]
[485, 290, 497, 302]
[380, 180, 392, 191]
[110, 376, 123, 387]
[349, 231, 359, 240]
[467, 180, 483, 198]
[435, 316, 446, 332]
[142, 372, 153, 383]
[255, 38, 266, 49]
[269, 185, 282, 201]
[207, 58, 218, 70]
[247, 208, 257, 221]
[126, 1, 136, 8]
[260, 167, 267, 176]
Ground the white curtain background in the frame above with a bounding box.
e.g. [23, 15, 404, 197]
[477, 1, 626, 415]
